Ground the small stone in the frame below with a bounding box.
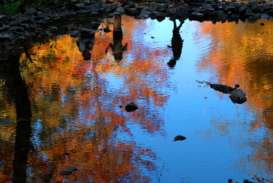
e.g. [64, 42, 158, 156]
[234, 84, 240, 88]
[125, 102, 138, 112]
[104, 28, 111, 33]
[90, 11, 99, 17]
[70, 30, 80, 38]
[49, 26, 58, 32]
[174, 135, 186, 141]
[260, 22, 264, 26]
[229, 89, 247, 104]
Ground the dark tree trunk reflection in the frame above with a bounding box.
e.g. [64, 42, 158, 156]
[0, 54, 32, 183]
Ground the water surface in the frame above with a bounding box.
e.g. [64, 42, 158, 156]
[0, 15, 273, 182]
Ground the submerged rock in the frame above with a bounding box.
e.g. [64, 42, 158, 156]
[229, 89, 247, 104]
[208, 83, 235, 94]
[125, 102, 138, 112]
[174, 135, 186, 141]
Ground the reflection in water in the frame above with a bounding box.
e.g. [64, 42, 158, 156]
[77, 37, 95, 60]
[197, 19, 273, 175]
[168, 19, 184, 69]
[2, 15, 273, 182]
[0, 54, 32, 182]
[105, 15, 127, 62]
[12, 15, 170, 182]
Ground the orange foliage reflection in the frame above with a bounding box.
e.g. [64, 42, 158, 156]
[198, 19, 273, 173]
[6, 15, 172, 182]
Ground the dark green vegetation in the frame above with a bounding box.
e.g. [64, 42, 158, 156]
[0, 0, 55, 15]
[0, 0, 22, 15]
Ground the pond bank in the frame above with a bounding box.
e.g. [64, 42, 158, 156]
[0, 0, 273, 52]
[0, 0, 271, 57]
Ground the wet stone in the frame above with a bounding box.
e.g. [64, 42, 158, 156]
[10, 26, 24, 32]
[49, 26, 58, 32]
[36, 20, 47, 25]
[249, 13, 261, 19]
[261, 13, 269, 19]
[128, 2, 136, 8]
[17, 16, 31, 23]
[231, 14, 240, 19]
[125, 8, 139, 16]
[209, 83, 235, 94]
[125, 102, 138, 112]
[0, 34, 13, 41]
[104, 28, 111, 33]
[35, 15, 45, 20]
[26, 7, 38, 15]
[90, 11, 99, 17]
[0, 14, 7, 20]
[10, 21, 20, 26]
[75, 3, 85, 9]
[229, 89, 247, 104]
[104, 3, 118, 12]
[0, 26, 9, 31]
[44, 31, 52, 37]
[29, 25, 38, 30]
[140, 10, 151, 18]
[115, 7, 125, 15]
[174, 135, 187, 141]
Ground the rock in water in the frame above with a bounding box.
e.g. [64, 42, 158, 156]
[174, 135, 186, 141]
[209, 83, 235, 94]
[125, 102, 138, 112]
[229, 89, 247, 104]
[104, 28, 111, 33]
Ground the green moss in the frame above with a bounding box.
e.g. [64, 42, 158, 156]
[0, 0, 21, 15]
[0, 0, 48, 15]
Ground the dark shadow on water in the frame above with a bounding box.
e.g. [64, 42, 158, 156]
[77, 37, 95, 60]
[105, 15, 127, 62]
[0, 53, 32, 183]
[168, 18, 184, 69]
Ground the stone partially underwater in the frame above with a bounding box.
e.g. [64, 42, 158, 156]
[203, 81, 247, 104]
[229, 89, 247, 104]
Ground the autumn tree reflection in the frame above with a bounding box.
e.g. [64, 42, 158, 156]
[197, 19, 273, 174]
[105, 15, 127, 62]
[14, 15, 171, 182]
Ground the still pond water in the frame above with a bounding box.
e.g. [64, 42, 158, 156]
[1, 15, 273, 182]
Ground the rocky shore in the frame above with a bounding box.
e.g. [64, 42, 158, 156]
[106, 0, 273, 22]
[0, 0, 272, 56]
